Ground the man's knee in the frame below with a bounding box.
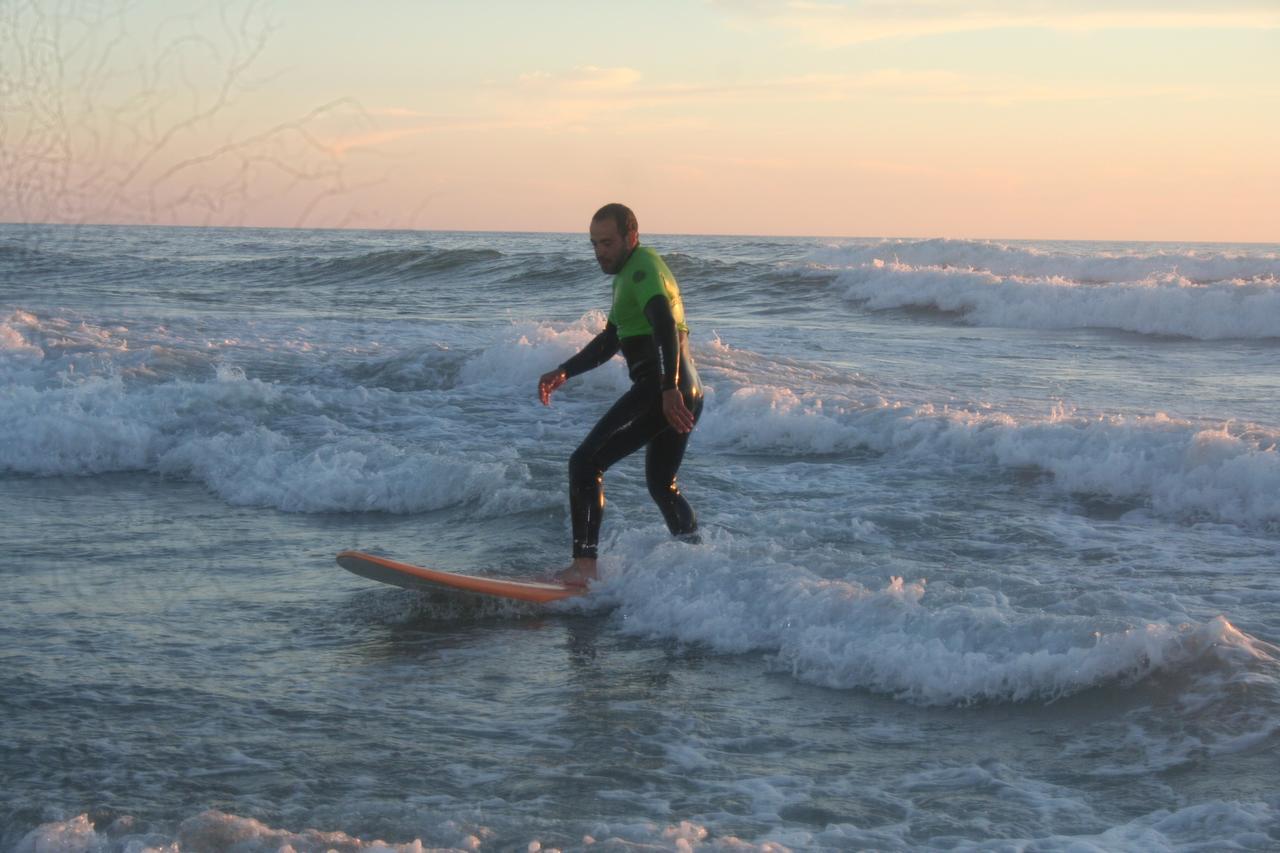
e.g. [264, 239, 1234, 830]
[569, 446, 600, 487]
[647, 478, 678, 503]
[660, 494, 698, 537]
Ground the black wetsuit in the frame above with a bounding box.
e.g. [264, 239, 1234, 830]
[557, 255, 703, 560]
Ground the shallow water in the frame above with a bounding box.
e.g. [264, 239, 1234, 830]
[2, 224, 1278, 851]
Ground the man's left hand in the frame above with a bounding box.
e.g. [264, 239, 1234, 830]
[662, 389, 695, 434]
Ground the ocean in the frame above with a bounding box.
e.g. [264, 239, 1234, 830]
[2, 223, 1278, 851]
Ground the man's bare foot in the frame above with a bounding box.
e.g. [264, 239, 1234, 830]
[553, 557, 598, 588]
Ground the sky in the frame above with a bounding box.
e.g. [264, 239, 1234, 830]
[2, 0, 1278, 241]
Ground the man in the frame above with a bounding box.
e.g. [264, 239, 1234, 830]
[538, 203, 704, 587]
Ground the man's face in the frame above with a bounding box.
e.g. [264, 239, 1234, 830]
[589, 218, 636, 275]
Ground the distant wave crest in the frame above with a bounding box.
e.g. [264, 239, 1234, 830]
[299, 246, 504, 281]
[810, 239, 1280, 340]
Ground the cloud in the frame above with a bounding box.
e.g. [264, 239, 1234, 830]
[519, 65, 645, 92]
[511, 67, 1208, 109]
[815, 68, 1209, 104]
[333, 62, 1205, 156]
[712, 0, 1280, 44]
[324, 67, 654, 155]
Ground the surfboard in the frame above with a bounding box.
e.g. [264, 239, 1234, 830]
[335, 550, 584, 603]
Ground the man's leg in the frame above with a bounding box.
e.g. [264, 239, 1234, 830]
[563, 386, 667, 582]
[644, 393, 703, 538]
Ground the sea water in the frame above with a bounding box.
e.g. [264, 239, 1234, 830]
[2, 223, 1278, 851]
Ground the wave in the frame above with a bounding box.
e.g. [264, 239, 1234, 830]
[845, 263, 1278, 340]
[295, 246, 505, 282]
[812, 237, 1280, 285]
[0, 369, 547, 515]
[599, 538, 1275, 705]
[6, 307, 1276, 526]
[498, 249, 597, 284]
[0, 310, 622, 516]
[141, 245, 515, 289]
[339, 344, 469, 392]
[661, 250, 762, 280]
[808, 240, 1280, 340]
[697, 382, 1280, 527]
[0, 239, 98, 277]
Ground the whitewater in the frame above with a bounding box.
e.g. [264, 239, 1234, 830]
[2, 223, 1278, 851]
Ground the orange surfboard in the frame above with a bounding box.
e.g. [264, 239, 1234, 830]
[335, 550, 584, 604]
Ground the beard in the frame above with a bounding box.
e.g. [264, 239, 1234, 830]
[597, 245, 633, 275]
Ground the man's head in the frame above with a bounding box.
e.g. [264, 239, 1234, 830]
[590, 203, 639, 275]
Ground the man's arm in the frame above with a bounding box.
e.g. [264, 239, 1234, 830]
[642, 295, 695, 434]
[642, 295, 680, 390]
[539, 323, 620, 405]
[560, 322, 621, 379]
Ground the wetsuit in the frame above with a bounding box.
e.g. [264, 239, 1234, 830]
[557, 245, 703, 559]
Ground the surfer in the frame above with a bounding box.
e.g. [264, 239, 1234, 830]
[538, 203, 704, 587]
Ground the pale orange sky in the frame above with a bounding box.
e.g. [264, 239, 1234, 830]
[2, 1, 1277, 242]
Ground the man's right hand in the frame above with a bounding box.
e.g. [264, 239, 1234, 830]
[538, 369, 568, 405]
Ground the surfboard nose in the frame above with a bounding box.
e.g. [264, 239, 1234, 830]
[335, 550, 583, 603]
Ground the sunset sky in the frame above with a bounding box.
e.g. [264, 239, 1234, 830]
[4, 0, 1278, 241]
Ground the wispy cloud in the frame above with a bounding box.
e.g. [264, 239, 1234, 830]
[518, 65, 645, 92]
[507, 66, 1208, 110]
[808, 69, 1210, 104]
[332, 62, 1205, 156]
[712, 0, 1280, 44]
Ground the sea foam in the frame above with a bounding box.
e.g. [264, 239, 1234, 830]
[0, 362, 545, 515]
[810, 240, 1280, 340]
[697, 384, 1280, 526]
[597, 533, 1273, 706]
[812, 238, 1280, 285]
[17, 800, 1279, 853]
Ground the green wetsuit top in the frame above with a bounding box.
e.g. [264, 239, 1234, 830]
[608, 246, 688, 339]
[559, 244, 699, 394]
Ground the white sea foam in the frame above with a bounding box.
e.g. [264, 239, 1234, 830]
[0, 311, 603, 514]
[0, 310, 45, 358]
[456, 312, 631, 398]
[5, 307, 1276, 525]
[0, 365, 545, 515]
[594, 531, 1271, 706]
[812, 238, 1280, 285]
[698, 385, 1280, 526]
[10, 810, 809, 852]
[155, 427, 538, 514]
[14, 809, 484, 852]
[809, 240, 1280, 340]
[12, 788, 1280, 845]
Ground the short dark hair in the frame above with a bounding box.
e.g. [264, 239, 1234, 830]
[592, 203, 637, 237]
